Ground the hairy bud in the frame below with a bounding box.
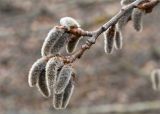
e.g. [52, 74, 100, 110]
[41, 27, 65, 56]
[121, 0, 135, 5]
[60, 17, 80, 30]
[37, 69, 50, 97]
[117, 9, 132, 30]
[151, 69, 160, 91]
[131, 8, 144, 31]
[45, 57, 64, 93]
[114, 27, 123, 49]
[54, 64, 73, 94]
[53, 92, 64, 109]
[103, 25, 116, 54]
[62, 81, 74, 109]
[66, 35, 81, 53]
[28, 57, 48, 87]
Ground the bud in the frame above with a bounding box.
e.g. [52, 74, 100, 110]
[28, 57, 48, 87]
[131, 8, 144, 31]
[103, 25, 116, 54]
[54, 64, 73, 94]
[60, 17, 80, 30]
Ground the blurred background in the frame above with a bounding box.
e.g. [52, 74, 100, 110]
[0, 0, 160, 114]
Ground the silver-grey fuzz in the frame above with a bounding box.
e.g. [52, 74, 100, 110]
[103, 25, 116, 54]
[131, 8, 144, 31]
[28, 57, 48, 87]
[54, 65, 73, 94]
[151, 69, 160, 91]
[45, 57, 64, 94]
[41, 27, 65, 56]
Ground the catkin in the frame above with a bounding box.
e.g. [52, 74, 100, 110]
[28, 57, 48, 87]
[53, 92, 64, 109]
[61, 81, 74, 109]
[66, 35, 80, 53]
[60, 17, 80, 30]
[104, 25, 116, 54]
[114, 28, 123, 49]
[131, 8, 143, 31]
[50, 32, 70, 55]
[54, 64, 73, 94]
[41, 27, 65, 56]
[45, 57, 64, 94]
[117, 9, 132, 30]
[151, 69, 160, 91]
[37, 69, 50, 97]
[121, 0, 135, 5]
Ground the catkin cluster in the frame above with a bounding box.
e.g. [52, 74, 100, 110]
[28, 17, 80, 109]
[103, 0, 145, 54]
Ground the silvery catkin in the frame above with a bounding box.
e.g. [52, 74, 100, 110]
[103, 25, 116, 54]
[37, 69, 50, 97]
[41, 27, 65, 56]
[131, 8, 143, 31]
[54, 64, 73, 94]
[151, 69, 160, 91]
[114, 27, 123, 49]
[45, 57, 64, 93]
[53, 92, 64, 109]
[61, 80, 74, 109]
[28, 57, 48, 87]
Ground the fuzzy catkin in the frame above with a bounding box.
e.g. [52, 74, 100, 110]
[28, 57, 48, 87]
[50, 32, 70, 55]
[104, 25, 116, 54]
[61, 81, 74, 109]
[121, 0, 135, 5]
[60, 17, 80, 30]
[66, 35, 80, 53]
[114, 29, 123, 49]
[45, 57, 64, 94]
[37, 69, 50, 97]
[131, 8, 143, 31]
[54, 65, 73, 94]
[53, 92, 64, 109]
[151, 69, 160, 91]
[41, 27, 65, 56]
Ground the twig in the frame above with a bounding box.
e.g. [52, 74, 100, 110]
[63, 0, 159, 63]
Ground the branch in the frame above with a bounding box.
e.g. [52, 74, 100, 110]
[63, 0, 159, 63]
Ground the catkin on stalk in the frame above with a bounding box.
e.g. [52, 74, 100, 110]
[114, 28, 123, 49]
[28, 57, 48, 87]
[50, 32, 70, 55]
[151, 69, 160, 91]
[61, 81, 74, 109]
[41, 27, 65, 56]
[54, 65, 73, 94]
[53, 92, 64, 109]
[37, 69, 50, 97]
[117, 9, 132, 30]
[66, 35, 80, 53]
[131, 8, 144, 31]
[103, 25, 116, 54]
[45, 57, 64, 93]
[121, 0, 135, 5]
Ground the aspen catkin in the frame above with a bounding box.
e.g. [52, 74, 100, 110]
[28, 57, 48, 87]
[54, 64, 73, 94]
[103, 25, 116, 54]
[114, 26, 123, 49]
[151, 69, 160, 91]
[53, 92, 64, 109]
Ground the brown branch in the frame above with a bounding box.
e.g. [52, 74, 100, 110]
[63, 0, 159, 63]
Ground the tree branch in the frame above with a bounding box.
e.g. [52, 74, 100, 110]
[63, 0, 159, 63]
